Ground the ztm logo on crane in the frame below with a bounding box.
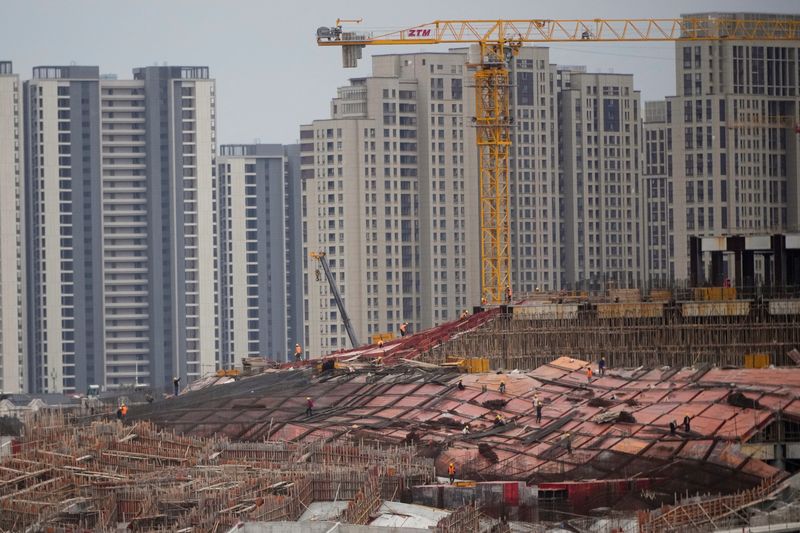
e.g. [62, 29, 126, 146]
[407, 29, 432, 37]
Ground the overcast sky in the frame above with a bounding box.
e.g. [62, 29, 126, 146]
[2, 0, 798, 144]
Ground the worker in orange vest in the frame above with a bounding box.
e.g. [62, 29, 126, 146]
[120, 403, 128, 418]
[587, 367, 593, 382]
[448, 462, 456, 484]
[294, 343, 303, 362]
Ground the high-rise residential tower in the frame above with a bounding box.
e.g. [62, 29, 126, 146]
[300, 52, 481, 355]
[0, 61, 25, 393]
[645, 13, 800, 282]
[24, 65, 219, 393]
[559, 70, 644, 289]
[642, 101, 674, 284]
[218, 144, 303, 365]
[509, 48, 563, 293]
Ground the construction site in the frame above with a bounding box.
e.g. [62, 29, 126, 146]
[1, 12, 800, 533]
[1, 287, 800, 532]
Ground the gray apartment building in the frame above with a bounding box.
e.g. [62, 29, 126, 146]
[642, 101, 674, 285]
[559, 69, 644, 289]
[218, 144, 303, 364]
[0, 61, 26, 393]
[300, 52, 482, 355]
[645, 12, 800, 283]
[24, 65, 219, 393]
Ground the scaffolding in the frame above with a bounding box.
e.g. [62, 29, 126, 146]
[422, 300, 800, 369]
[0, 411, 435, 532]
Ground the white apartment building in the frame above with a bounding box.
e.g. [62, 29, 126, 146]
[300, 52, 481, 356]
[559, 70, 644, 289]
[24, 65, 219, 393]
[218, 144, 303, 364]
[0, 61, 25, 393]
[509, 48, 563, 293]
[648, 13, 800, 282]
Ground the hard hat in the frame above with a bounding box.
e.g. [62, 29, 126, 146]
[296, 343, 300, 346]
[306, 397, 310, 400]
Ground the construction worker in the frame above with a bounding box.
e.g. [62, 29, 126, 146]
[505, 285, 512, 303]
[120, 403, 128, 419]
[481, 295, 488, 306]
[462, 423, 470, 435]
[399, 322, 408, 337]
[294, 343, 303, 362]
[460, 309, 469, 319]
[494, 414, 506, 427]
[586, 367, 593, 383]
[448, 462, 456, 484]
[115, 406, 123, 420]
[669, 420, 677, 435]
[535, 399, 543, 424]
[564, 433, 572, 454]
[499, 380, 506, 394]
[173, 376, 181, 396]
[377, 338, 384, 349]
[305, 397, 314, 417]
[599, 356, 606, 377]
[683, 414, 691, 432]
[457, 379, 465, 391]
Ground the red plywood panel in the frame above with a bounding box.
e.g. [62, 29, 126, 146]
[750, 393, 792, 411]
[378, 407, 411, 420]
[644, 440, 683, 460]
[591, 376, 630, 390]
[715, 410, 772, 439]
[692, 389, 730, 403]
[678, 439, 714, 460]
[611, 438, 650, 455]
[393, 395, 426, 408]
[684, 415, 724, 436]
[505, 398, 536, 414]
[365, 395, 397, 407]
[630, 389, 670, 404]
[783, 399, 800, 419]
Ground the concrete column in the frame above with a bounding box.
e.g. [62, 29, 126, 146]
[711, 251, 724, 286]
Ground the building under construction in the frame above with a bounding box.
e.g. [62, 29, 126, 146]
[3, 290, 800, 531]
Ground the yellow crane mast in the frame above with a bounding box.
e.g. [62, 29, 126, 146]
[316, 17, 800, 303]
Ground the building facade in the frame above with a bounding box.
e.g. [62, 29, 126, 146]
[218, 144, 302, 364]
[509, 48, 564, 293]
[642, 101, 675, 285]
[646, 13, 800, 283]
[559, 70, 644, 289]
[300, 52, 481, 356]
[24, 65, 219, 393]
[0, 61, 26, 393]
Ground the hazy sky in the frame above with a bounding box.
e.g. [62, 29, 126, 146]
[2, 0, 798, 144]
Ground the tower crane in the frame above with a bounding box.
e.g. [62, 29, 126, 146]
[316, 17, 800, 303]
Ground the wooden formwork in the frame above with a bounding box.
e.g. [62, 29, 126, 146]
[339, 472, 383, 525]
[435, 503, 482, 532]
[637, 476, 781, 532]
[422, 300, 800, 370]
[0, 416, 435, 531]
